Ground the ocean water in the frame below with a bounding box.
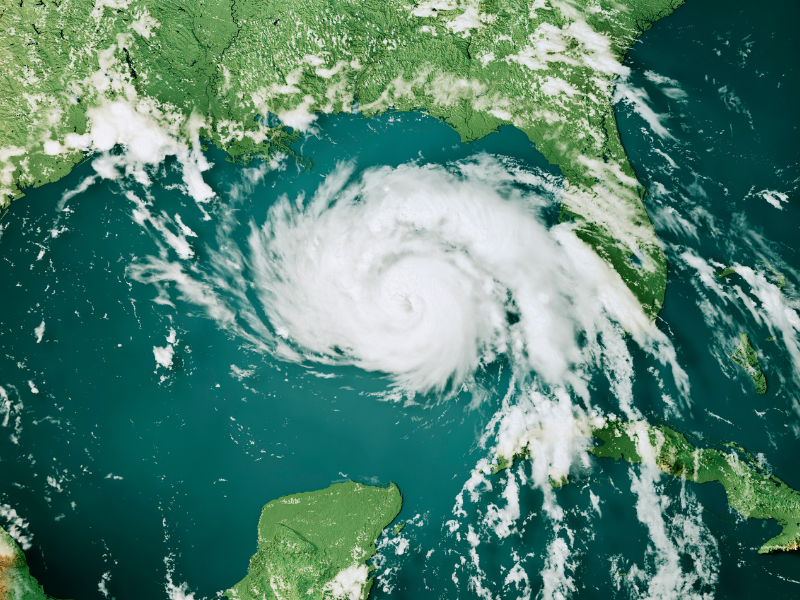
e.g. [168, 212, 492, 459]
[1, 0, 799, 598]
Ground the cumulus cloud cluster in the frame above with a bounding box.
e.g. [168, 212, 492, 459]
[42, 87, 215, 215]
[680, 245, 800, 423]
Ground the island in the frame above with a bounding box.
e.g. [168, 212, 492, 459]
[591, 420, 799, 553]
[730, 333, 767, 394]
[492, 419, 800, 554]
[0, 0, 691, 321]
[225, 481, 402, 600]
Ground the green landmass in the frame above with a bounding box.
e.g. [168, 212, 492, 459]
[761, 261, 786, 290]
[0, 0, 690, 320]
[730, 332, 767, 394]
[590, 420, 800, 554]
[489, 418, 800, 553]
[492, 451, 568, 487]
[225, 481, 402, 600]
[0, 527, 64, 600]
[392, 523, 405, 536]
[492, 452, 520, 475]
[765, 337, 776, 342]
[718, 261, 786, 290]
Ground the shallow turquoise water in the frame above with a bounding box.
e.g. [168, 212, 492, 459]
[1, 0, 799, 597]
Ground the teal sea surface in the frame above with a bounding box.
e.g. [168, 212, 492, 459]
[1, 0, 799, 598]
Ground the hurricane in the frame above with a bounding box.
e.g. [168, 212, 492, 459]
[3, 0, 799, 598]
[127, 155, 675, 404]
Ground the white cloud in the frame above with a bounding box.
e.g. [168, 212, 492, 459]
[153, 345, 174, 369]
[230, 364, 255, 381]
[504, 560, 531, 597]
[65, 100, 215, 204]
[124, 187, 200, 259]
[643, 71, 680, 87]
[129, 8, 160, 38]
[482, 471, 520, 539]
[589, 489, 602, 516]
[0, 146, 26, 199]
[541, 76, 581, 97]
[323, 563, 370, 600]
[57, 175, 99, 212]
[427, 73, 486, 106]
[679, 248, 800, 405]
[0, 503, 33, 551]
[506, 23, 572, 72]
[98, 571, 112, 598]
[624, 463, 720, 599]
[539, 536, 577, 600]
[164, 554, 198, 600]
[91, 0, 131, 19]
[614, 80, 676, 140]
[718, 85, 753, 125]
[412, 1, 486, 35]
[128, 155, 688, 414]
[644, 71, 688, 101]
[756, 189, 789, 210]
[124, 157, 697, 600]
[34, 320, 45, 343]
[278, 95, 318, 132]
[237, 157, 655, 394]
[0, 385, 23, 445]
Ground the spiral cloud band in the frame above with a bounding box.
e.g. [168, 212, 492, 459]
[233, 157, 648, 393]
[128, 155, 654, 396]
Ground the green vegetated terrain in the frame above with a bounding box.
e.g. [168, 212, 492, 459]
[761, 261, 787, 290]
[730, 332, 767, 394]
[0, 527, 63, 600]
[0, 0, 689, 319]
[225, 481, 402, 600]
[491, 419, 800, 553]
[717, 262, 785, 290]
[590, 420, 800, 554]
[715, 262, 787, 395]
